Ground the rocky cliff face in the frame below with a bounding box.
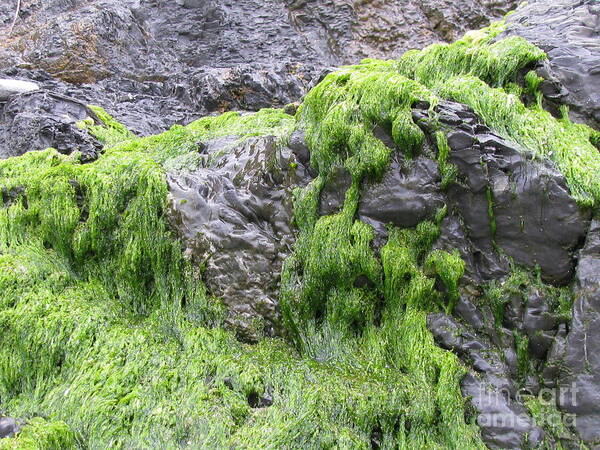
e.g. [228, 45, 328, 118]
[0, 0, 599, 449]
[0, 0, 517, 135]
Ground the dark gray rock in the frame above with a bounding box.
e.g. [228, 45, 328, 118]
[558, 219, 600, 443]
[0, 0, 517, 136]
[462, 372, 544, 449]
[424, 100, 590, 285]
[0, 90, 102, 162]
[489, 153, 590, 285]
[167, 135, 311, 341]
[319, 165, 352, 216]
[542, 324, 568, 388]
[427, 313, 545, 449]
[0, 416, 20, 439]
[288, 129, 310, 166]
[358, 155, 445, 240]
[502, 0, 600, 129]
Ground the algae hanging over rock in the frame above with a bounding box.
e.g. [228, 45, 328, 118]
[0, 14, 599, 450]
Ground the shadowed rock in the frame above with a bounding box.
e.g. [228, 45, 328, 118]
[0, 416, 21, 439]
[417, 100, 590, 285]
[359, 154, 445, 241]
[558, 219, 600, 443]
[428, 313, 545, 449]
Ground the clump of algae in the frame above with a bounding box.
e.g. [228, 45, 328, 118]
[1, 16, 599, 450]
[1, 107, 474, 448]
[0, 418, 75, 450]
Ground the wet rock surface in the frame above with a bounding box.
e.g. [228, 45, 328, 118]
[0, 0, 598, 446]
[557, 220, 600, 443]
[167, 134, 311, 341]
[428, 313, 545, 449]
[411, 100, 591, 447]
[501, 0, 600, 129]
[415, 100, 591, 285]
[359, 154, 445, 241]
[0, 416, 21, 439]
[0, 90, 102, 162]
[0, 0, 516, 135]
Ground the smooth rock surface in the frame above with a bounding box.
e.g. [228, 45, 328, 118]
[502, 0, 600, 129]
[359, 154, 445, 240]
[167, 135, 311, 341]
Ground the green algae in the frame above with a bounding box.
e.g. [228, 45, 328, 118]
[0, 106, 478, 448]
[393, 21, 599, 208]
[524, 396, 584, 448]
[439, 77, 600, 207]
[435, 131, 458, 189]
[1, 16, 600, 450]
[282, 55, 485, 446]
[84, 105, 136, 147]
[281, 216, 483, 447]
[0, 418, 75, 450]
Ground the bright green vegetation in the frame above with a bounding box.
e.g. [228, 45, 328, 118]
[81, 105, 136, 147]
[524, 397, 585, 449]
[281, 214, 482, 447]
[1, 17, 600, 450]
[392, 26, 600, 207]
[0, 419, 75, 450]
[0, 106, 478, 448]
[435, 132, 458, 189]
[485, 265, 574, 329]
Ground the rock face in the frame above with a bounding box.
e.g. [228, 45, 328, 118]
[359, 154, 445, 241]
[428, 312, 545, 449]
[0, 0, 517, 135]
[290, 96, 592, 447]
[501, 0, 600, 129]
[414, 101, 590, 285]
[557, 220, 600, 443]
[410, 101, 590, 448]
[166, 134, 311, 341]
[0, 0, 599, 447]
[0, 91, 102, 162]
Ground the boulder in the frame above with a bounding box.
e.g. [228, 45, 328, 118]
[167, 135, 311, 341]
[0, 91, 102, 162]
[358, 154, 445, 241]
[418, 101, 590, 285]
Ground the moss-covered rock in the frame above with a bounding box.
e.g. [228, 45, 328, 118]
[0, 12, 599, 450]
